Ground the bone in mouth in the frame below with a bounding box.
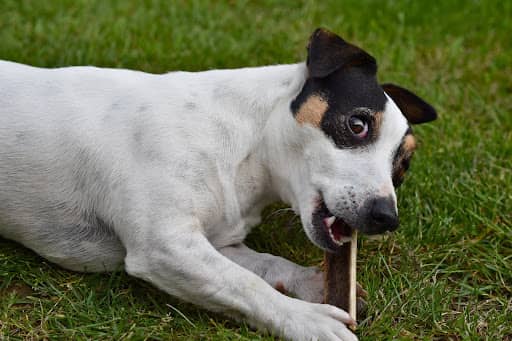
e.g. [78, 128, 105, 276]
[324, 229, 357, 329]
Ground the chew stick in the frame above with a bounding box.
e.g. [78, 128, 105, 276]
[324, 231, 357, 329]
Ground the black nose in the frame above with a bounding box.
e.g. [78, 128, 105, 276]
[370, 197, 399, 232]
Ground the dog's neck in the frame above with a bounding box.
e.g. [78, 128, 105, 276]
[230, 62, 310, 214]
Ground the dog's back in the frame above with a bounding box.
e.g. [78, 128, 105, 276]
[0, 60, 287, 271]
[0, 61, 144, 271]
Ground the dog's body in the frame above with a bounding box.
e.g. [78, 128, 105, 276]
[0, 30, 436, 341]
[0, 59, 301, 271]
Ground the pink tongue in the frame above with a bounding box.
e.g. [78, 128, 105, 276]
[331, 219, 352, 241]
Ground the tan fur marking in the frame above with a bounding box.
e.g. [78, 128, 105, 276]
[403, 134, 417, 153]
[295, 95, 328, 127]
[393, 133, 416, 187]
[372, 111, 384, 136]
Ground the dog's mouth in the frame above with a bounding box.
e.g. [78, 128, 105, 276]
[312, 196, 353, 247]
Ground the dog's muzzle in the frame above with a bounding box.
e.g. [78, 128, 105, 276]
[365, 196, 399, 234]
[311, 195, 399, 251]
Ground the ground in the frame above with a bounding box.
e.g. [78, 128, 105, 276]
[0, 0, 511, 340]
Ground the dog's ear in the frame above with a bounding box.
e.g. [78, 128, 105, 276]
[382, 83, 437, 124]
[306, 28, 377, 79]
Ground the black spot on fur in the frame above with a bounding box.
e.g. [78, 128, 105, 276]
[184, 102, 197, 110]
[137, 104, 150, 113]
[133, 127, 143, 144]
[109, 100, 122, 111]
[15, 131, 26, 142]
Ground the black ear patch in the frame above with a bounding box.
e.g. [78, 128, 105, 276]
[307, 28, 377, 79]
[293, 29, 387, 149]
[382, 83, 437, 124]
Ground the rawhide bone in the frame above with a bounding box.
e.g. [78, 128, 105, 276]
[324, 230, 357, 329]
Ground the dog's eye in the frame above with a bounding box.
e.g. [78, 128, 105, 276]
[348, 116, 368, 138]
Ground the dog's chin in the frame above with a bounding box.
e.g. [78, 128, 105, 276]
[309, 198, 355, 253]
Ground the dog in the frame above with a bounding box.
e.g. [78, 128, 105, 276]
[0, 28, 436, 341]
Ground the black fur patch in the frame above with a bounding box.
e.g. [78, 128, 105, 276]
[391, 128, 414, 188]
[319, 68, 386, 148]
[291, 28, 387, 149]
[292, 29, 437, 150]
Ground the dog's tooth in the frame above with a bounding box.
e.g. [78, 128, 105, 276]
[324, 216, 336, 228]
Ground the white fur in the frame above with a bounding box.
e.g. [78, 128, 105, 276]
[0, 59, 406, 340]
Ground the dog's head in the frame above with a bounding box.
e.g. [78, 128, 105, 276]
[291, 29, 437, 252]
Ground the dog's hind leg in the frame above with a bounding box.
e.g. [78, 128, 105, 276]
[219, 243, 324, 303]
[2, 219, 126, 272]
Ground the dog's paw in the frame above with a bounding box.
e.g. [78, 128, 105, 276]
[290, 266, 325, 303]
[277, 298, 358, 341]
[289, 266, 368, 318]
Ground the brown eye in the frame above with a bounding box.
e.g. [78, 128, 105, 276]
[348, 116, 369, 138]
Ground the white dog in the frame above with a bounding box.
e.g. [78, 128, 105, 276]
[0, 29, 436, 340]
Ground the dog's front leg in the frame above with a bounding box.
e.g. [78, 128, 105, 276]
[121, 221, 357, 341]
[219, 243, 325, 303]
[220, 244, 369, 317]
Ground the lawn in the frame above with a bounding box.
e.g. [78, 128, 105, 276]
[0, 0, 511, 340]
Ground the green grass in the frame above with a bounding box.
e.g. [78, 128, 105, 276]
[1, 0, 511, 339]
